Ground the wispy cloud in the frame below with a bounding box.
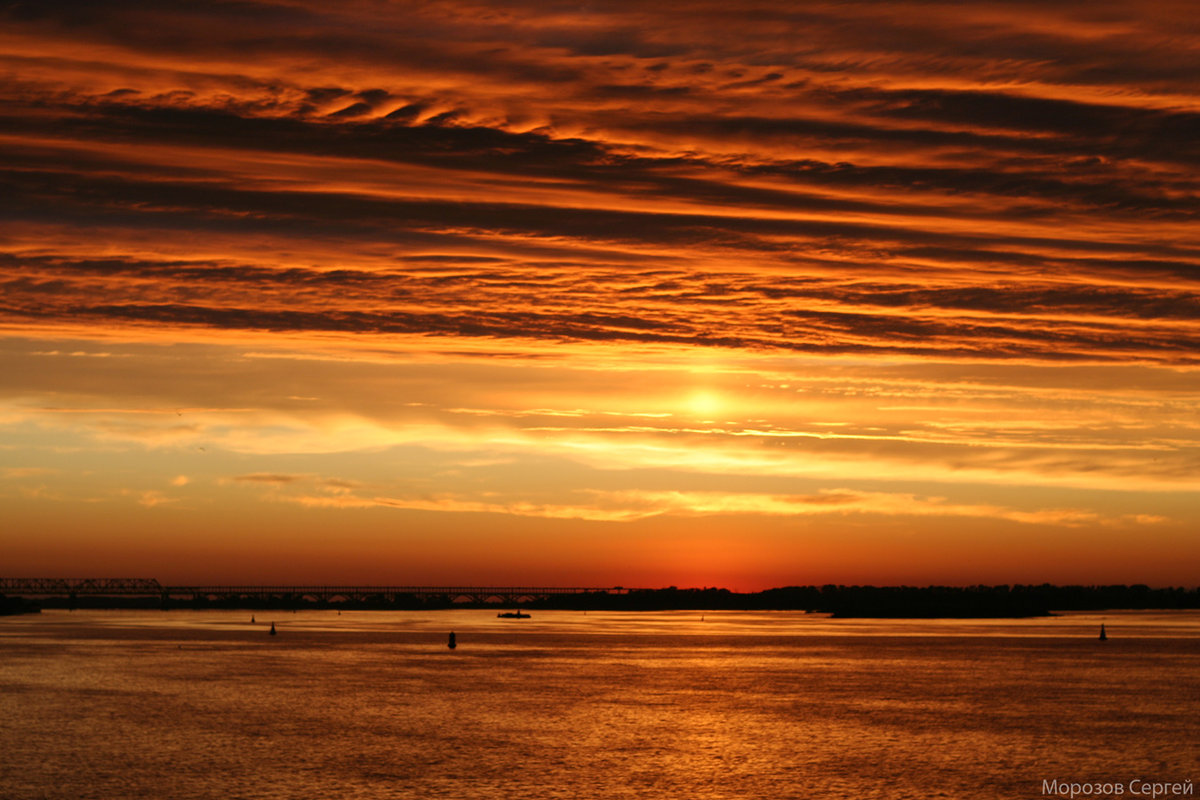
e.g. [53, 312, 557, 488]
[231, 473, 305, 485]
[0, 1, 1197, 365]
[270, 486, 1150, 529]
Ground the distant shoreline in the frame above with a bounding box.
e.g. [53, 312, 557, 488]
[6, 584, 1198, 618]
[0, 596, 41, 616]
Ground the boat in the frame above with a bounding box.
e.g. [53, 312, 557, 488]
[1099, 623, 1107, 641]
[497, 611, 530, 619]
[448, 631, 457, 650]
[269, 622, 276, 636]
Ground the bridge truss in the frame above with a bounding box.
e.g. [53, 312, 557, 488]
[0, 579, 627, 605]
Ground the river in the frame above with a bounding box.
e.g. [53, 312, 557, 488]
[2, 609, 1197, 799]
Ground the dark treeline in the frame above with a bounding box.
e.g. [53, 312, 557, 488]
[0, 595, 41, 616]
[533, 584, 1200, 618]
[12, 584, 1200, 617]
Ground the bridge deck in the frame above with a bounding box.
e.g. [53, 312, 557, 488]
[0, 578, 629, 601]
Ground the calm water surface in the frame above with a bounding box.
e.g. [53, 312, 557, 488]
[2, 609, 1197, 799]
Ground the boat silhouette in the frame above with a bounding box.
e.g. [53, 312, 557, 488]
[497, 610, 530, 619]
[1099, 623, 1107, 641]
[269, 622, 276, 636]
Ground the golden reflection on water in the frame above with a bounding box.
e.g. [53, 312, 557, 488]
[1, 610, 1197, 799]
[13, 607, 1200, 638]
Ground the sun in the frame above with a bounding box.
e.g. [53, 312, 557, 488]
[686, 390, 723, 417]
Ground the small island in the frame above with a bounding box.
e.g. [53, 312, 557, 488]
[0, 595, 41, 616]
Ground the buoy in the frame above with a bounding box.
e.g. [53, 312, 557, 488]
[251, 615, 255, 624]
[269, 622, 277, 636]
[448, 631, 457, 650]
[1099, 623, 1107, 641]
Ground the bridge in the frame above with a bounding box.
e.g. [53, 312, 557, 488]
[0, 578, 629, 606]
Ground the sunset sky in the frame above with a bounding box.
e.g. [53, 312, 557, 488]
[1, 0, 1198, 589]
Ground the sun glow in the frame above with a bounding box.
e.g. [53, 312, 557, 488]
[685, 391, 724, 418]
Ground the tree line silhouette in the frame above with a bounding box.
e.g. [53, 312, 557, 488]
[534, 584, 1200, 617]
[8, 583, 1199, 617]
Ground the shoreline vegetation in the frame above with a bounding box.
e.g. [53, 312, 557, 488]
[0, 596, 42, 616]
[5, 584, 1200, 618]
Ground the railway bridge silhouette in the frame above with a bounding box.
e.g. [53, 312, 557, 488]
[0, 578, 629, 605]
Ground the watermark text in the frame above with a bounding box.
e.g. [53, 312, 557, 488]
[1043, 779, 1193, 799]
